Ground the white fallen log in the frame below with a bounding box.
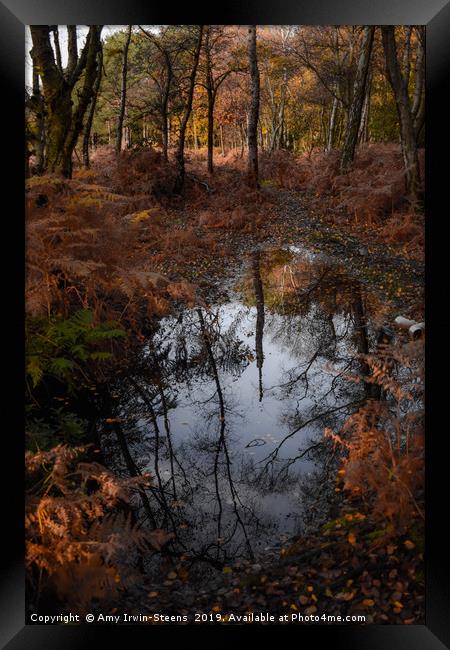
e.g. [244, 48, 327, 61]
[394, 316, 425, 338]
[394, 316, 417, 330]
[409, 322, 425, 338]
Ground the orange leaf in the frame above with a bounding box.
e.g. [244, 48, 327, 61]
[362, 599, 375, 607]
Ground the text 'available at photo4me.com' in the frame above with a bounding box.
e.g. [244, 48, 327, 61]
[30, 611, 367, 624]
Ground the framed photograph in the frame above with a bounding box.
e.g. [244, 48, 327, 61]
[1, 0, 449, 647]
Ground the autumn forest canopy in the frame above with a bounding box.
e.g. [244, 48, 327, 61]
[25, 25, 425, 625]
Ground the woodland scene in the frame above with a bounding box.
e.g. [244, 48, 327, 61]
[25, 25, 425, 624]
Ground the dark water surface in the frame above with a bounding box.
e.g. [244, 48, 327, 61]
[102, 246, 382, 566]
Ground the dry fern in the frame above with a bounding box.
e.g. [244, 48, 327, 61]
[325, 338, 424, 534]
[26, 445, 173, 612]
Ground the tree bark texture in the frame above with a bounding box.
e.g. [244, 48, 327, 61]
[30, 25, 102, 178]
[116, 26, 132, 156]
[173, 26, 203, 194]
[340, 26, 375, 173]
[247, 25, 260, 188]
[83, 45, 103, 168]
[381, 26, 421, 198]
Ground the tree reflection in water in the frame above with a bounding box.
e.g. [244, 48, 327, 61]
[99, 247, 386, 569]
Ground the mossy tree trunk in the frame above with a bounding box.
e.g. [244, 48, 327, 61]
[30, 25, 103, 178]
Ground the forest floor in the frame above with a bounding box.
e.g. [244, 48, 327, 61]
[76, 145, 424, 326]
[116, 493, 424, 625]
[85, 154, 424, 625]
[152, 184, 424, 325]
[27, 147, 424, 624]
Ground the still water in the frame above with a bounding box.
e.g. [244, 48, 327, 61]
[102, 246, 381, 565]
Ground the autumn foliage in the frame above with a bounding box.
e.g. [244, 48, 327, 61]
[326, 337, 424, 536]
[26, 445, 173, 612]
[258, 144, 424, 256]
[24, 23, 425, 621]
[25, 156, 199, 327]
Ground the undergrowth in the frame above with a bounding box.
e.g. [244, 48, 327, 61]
[26, 444, 172, 614]
[327, 336, 424, 538]
[258, 144, 425, 258]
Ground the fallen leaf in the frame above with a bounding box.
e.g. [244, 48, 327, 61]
[362, 599, 375, 607]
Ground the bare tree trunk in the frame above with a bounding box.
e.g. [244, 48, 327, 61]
[381, 26, 421, 198]
[139, 27, 174, 160]
[116, 26, 132, 156]
[28, 65, 46, 174]
[411, 27, 425, 147]
[319, 105, 326, 149]
[173, 26, 203, 194]
[32, 69, 45, 170]
[247, 25, 260, 188]
[62, 29, 103, 175]
[239, 123, 245, 158]
[358, 68, 372, 144]
[402, 26, 412, 85]
[207, 88, 215, 172]
[83, 46, 103, 168]
[205, 27, 215, 173]
[220, 124, 225, 156]
[340, 26, 375, 172]
[326, 94, 339, 152]
[161, 60, 172, 161]
[269, 79, 287, 152]
[192, 115, 198, 150]
[277, 67, 288, 149]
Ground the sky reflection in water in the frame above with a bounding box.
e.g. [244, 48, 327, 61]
[104, 247, 378, 564]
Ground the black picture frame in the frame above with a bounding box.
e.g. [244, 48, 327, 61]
[2, 1, 449, 647]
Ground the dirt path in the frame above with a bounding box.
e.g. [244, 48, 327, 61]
[157, 188, 424, 322]
[267, 190, 424, 315]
